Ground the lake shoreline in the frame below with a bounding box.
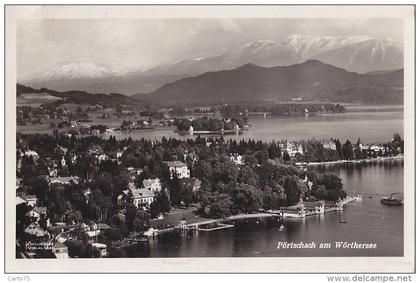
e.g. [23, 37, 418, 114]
[295, 155, 404, 168]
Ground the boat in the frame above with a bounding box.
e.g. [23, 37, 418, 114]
[353, 194, 363, 202]
[380, 193, 403, 206]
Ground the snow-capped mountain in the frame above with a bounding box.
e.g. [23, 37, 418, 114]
[283, 34, 372, 59]
[42, 62, 116, 80]
[314, 38, 403, 73]
[24, 35, 403, 95]
[26, 62, 185, 95]
[145, 35, 403, 75]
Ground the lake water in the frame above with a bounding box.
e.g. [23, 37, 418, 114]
[107, 106, 404, 257]
[145, 160, 403, 257]
[106, 106, 403, 144]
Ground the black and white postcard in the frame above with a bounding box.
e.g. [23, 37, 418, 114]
[4, 5, 415, 273]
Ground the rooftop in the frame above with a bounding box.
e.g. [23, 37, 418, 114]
[143, 178, 161, 188]
[50, 176, 79, 184]
[164, 160, 187, 167]
[180, 178, 202, 190]
[131, 188, 154, 199]
[32, 206, 47, 215]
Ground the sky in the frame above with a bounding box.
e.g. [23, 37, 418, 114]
[17, 18, 403, 81]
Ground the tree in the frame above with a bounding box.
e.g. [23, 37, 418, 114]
[149, 190, 171, 218]
[66, 210, 83, 225]
[16, 203, 32, 239]
[354, 138, 363, 160]
[46, 190, 68, 222]
[230, 183, 262, 214]
[238, 166, 259, 187]
[342, 140, 354, 160]
[282, 151, 290, 163]
[392, 133, 403, 154]
[169, 175, 182, 206]
[255, 149, 269, 164]
[66, 240, 85, 258]
[284, 176, 301, 206]
[107, 246, 127, 258]
[313, 185, 329, 200]
[84, 243, 101, 258]
[114, 172, 130, 196]
[28, 176, 49, 201]
[243, 153, 258, 166]
[89, 189, 112, 221]
[334, 139, 344, 160]
[132, 210, 150, 233]
[198, 191, 232, 218]
[175, 119, 191, 131]
[92, 172, 115, 197]
[262, 185, 285, 210]
[124, 204, 138, 230]
[193, 160, 213, 180]
[319, 174, 343, 191]
[268, 142, 282, 159]
[208, 119, 224, 131]
[316, 174, 346, 201]
[213, 160, 239, 184]
[180, 186, 193, 207]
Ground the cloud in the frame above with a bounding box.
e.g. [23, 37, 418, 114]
[17, 18, 403, 81]
[218, 19, 242, 33]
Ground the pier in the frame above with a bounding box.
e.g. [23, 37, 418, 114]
[278, 196, 359, 219]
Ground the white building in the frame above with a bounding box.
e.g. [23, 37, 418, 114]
[24, 223, 49, 237]
[24, 150, 39, 160]
[131, 188, 155, 207]
[26, 206, 47, 221]
[118, 184, 155, 208]
[142, 178, 162, 194]
[322, 140, 337, 151]
[230, 154, 244, 166]
[92, 243, 107, 257]
[370, 145, 385, 153]
[21, 194, 38, 207]
[49, 176, 80, 186]
[16, 196, 27, 206]
[283, 142, 304, 157]
[97, 154, 109, 164]
[359, 143, 370, 151]
[164, 161, 190, 179]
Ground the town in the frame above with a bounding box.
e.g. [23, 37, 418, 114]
[15, 128, 403, 258]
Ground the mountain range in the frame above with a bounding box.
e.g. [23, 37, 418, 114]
[16, 84, 143, 107]
[144, 35, 402, 76]
[21, 35, 403, 95]
[135, 60, 403, 105]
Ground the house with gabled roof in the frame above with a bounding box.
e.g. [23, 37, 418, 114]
[24, 223, 49, 237]
[142, 178, 162, 194]
[20, 194, 38, 207]
[164, 160, 190, 179]
[26, 206, 47, 220]
[49, 176, 80, 190]
[118, 185, 155, 208]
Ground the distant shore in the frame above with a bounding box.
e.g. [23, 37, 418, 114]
[295, 155, 404, 167]
[176, 129, 243, 135]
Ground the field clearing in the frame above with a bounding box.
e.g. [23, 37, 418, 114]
[17, 92, 62, 106]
